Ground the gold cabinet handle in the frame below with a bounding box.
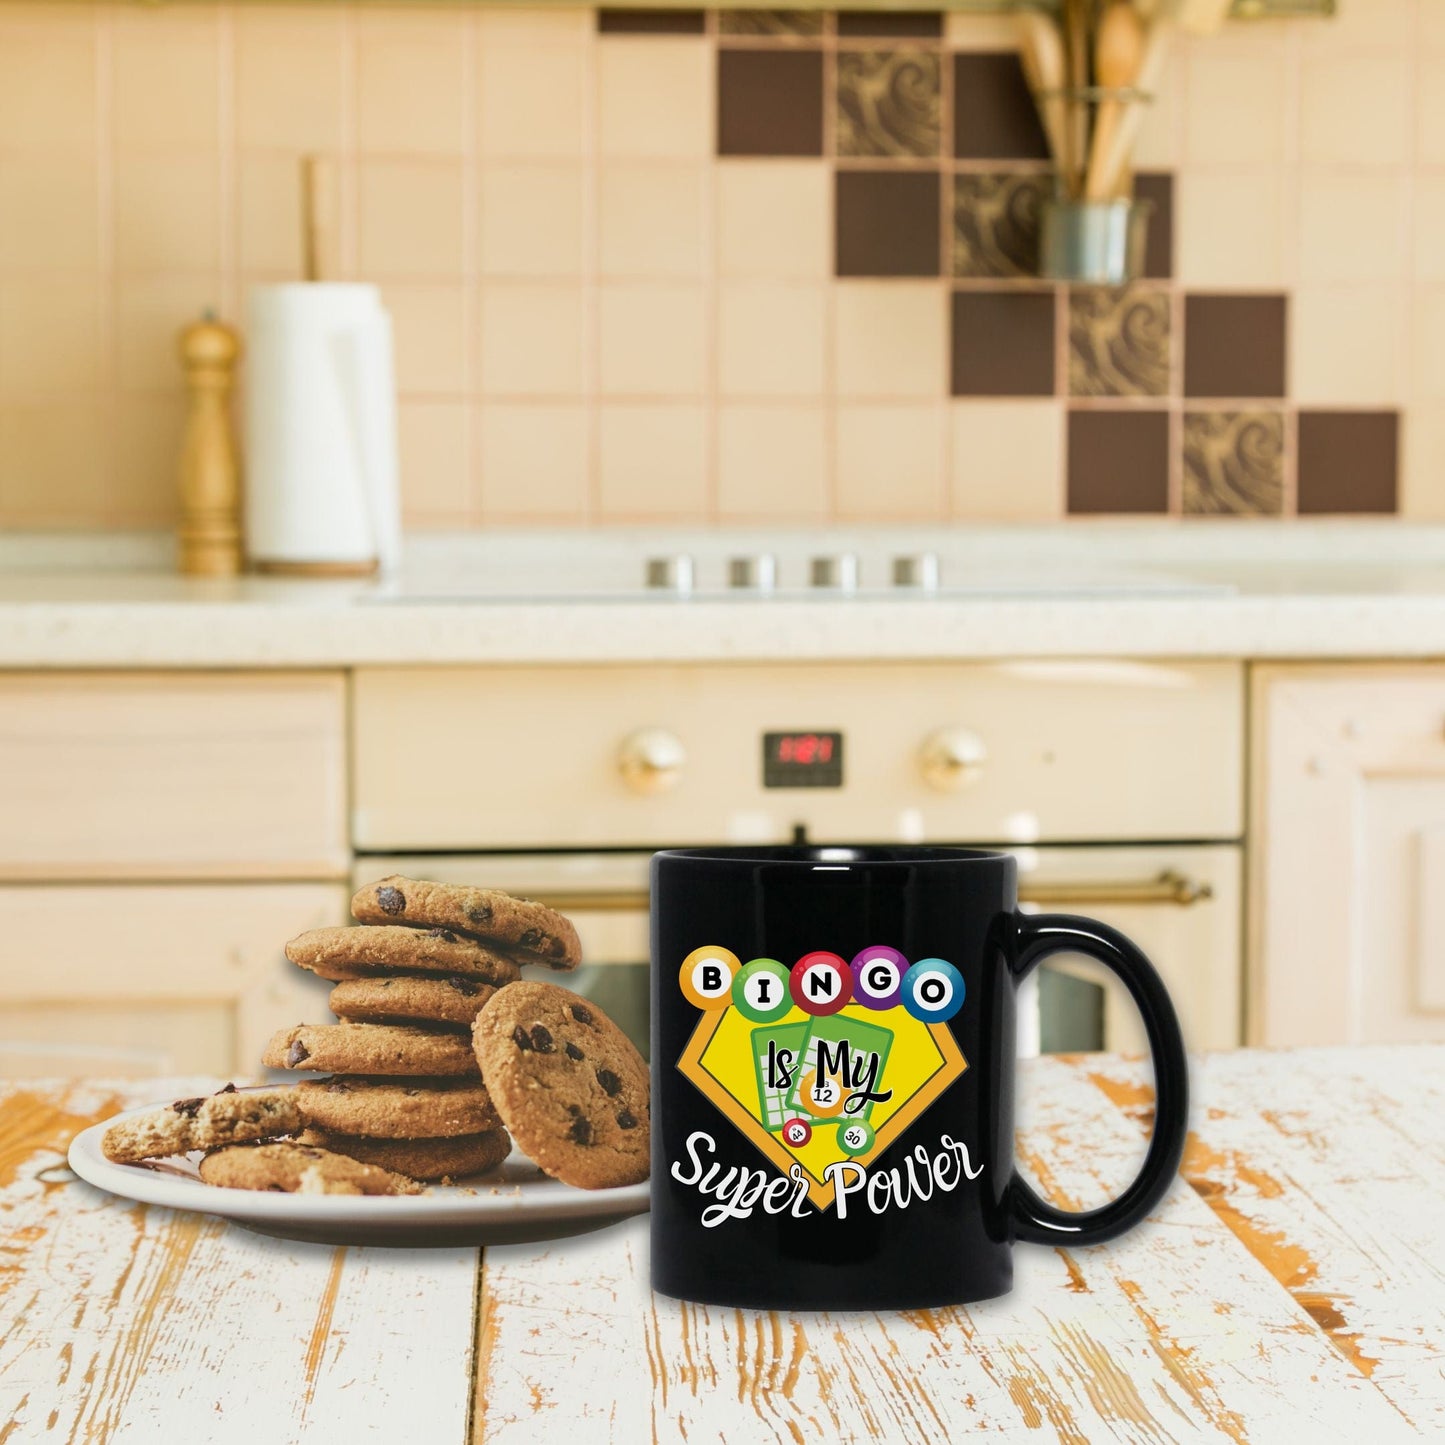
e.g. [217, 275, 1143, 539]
[524, 869, 1211, 916]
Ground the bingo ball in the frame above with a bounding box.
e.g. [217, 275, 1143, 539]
[781, 1117, 812, 1148]
[679, 945, 740, 1009]
[733, 957, 793, 1023]
[790, 951, 852, 1016]
[850, 946, 907, 1010]
[837, 1119, 876, 1156]
[902, 958, 965, 1023]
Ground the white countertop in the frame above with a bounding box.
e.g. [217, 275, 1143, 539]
[6, 522, 1445, 667]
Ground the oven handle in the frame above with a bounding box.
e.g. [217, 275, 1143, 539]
[524, 869, 1212, 915]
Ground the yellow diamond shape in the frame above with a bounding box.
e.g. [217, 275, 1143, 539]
[677, 1002, 968, 1211]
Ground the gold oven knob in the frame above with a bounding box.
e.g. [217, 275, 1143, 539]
[919, 727, 988, 792]
[618, 728, 686, 794]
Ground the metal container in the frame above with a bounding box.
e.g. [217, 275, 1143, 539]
[1040, 198, 1153, 286]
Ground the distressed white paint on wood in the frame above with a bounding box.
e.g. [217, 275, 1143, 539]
[477, 1053, 1418, 1444]
[0, 1078, 479, 1445]
[1085, 1045, 1445, 1434]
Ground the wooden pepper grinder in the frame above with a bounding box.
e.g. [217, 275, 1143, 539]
[176, 311, 243, 576]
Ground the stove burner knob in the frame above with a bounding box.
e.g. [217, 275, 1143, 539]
[618, 728, 686, 795]
[893, 552, 940, 591]
[645, 555, 694, 596]
[810, 553, 859, 592]
[728, 554, 777, 592]
[919, 727, 988, 792]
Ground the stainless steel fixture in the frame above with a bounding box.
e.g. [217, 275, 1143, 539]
[727, 554, 776, 592]
[644, 554, 693, 595]
[810, 552, 859, 592]
[892, 552, 940, 590]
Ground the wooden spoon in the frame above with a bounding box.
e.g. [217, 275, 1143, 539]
[1085, 2, 1147, 202]
[1016, 9, 1069, 178]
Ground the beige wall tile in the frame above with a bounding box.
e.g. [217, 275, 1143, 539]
[479, 43, 588, 158]
[115, 156, 220, 273]
[384, 283, 470, 395]
[717, 405, 828, 520]
[0, 276, 104, 396]
[598, 403, 708, 517]
[717, 282, 826, 398]
[948, 400, 1064, 521]
[1423, 3, 1445, 49]
[1300, 0, 1413, 53]
[0, 400, 107, 523]
[944, 14, 1024, 50]
[1412, 288, 1445, 400]
[1298, 172, 1408, 284]
[598, 283, 706, 397]
[1300, 54, 1410, 168]
[717, 161, 829, 280]
[0, 13, 97, 153]
[597, 39, 711, 160]
[397, 398, 473, 525]
[479, 283, 585, 396]
[358, 159, 465, 278]
[599, 163, 706, 279]
[479, 164, 585, 278]
[1418, 53, 1445, 166]
[1131, 46, 1181, 171]
[234, 7, 345, 153]
[1415, 176, 1445, 283]
[834, 281, 947, 399]
[116, 276, 221, 393]
[1401, 406, 1445, 519]
[1177, 170, 1286, 287]
[0, 159, 98, 270]
[835, 403, 946, 520]
[1183, 52, 1288, 166]
[479, 403, 590, 520]
[112, 10, 221, 154]
[477, 7, 592, 44]
[113, 395, 185, 525]
[357, 10, 470, 156]
[1292, 286, 1406, 405]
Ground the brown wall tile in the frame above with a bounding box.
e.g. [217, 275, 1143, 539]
[836, 50, 941, 159]
[838, 12, 944, 39]
[951, 289, 1056, 396]
[719, 11, 824, 37]
[599, 11, 706, 35]
[1069, 287, 1171, 398]
[718, 49, 824, 156]
[953, 53, 1049, 161]
[1067, 409, 1170, 513]
[952, 173, 1047, 279]
[1182, 410, 1284, 515]
[836, 169, 941, 276]
[1297, 410, 1399, 513]
[1135, 172, 1174, 281]
[1183, 293, 1287, 398]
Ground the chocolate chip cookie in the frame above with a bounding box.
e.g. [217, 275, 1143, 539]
[263, 1022, 480, 1077]
[297, 1127, 512, 1182]
[471, 982, 649, 1190]
[285, 925, 522, 985]
[198, 1141, 421, 1195]
[352, 877, 581, 970]
[101, 1084, 301, 1164]
[294, 1076, 501, 1138]
[328, 975, 498, 1030]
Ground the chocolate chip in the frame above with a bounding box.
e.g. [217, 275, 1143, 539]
[172, 1097, 204, 1117]
[267, 1183, 286, 1192]
[376, 885, 406, 916]
[616, 1110, 638, 1130]
[565, 1042, 584, 1061]
[512, 1025, 533, 1051]
[570, 1004, 593, 1025]
[445, 977, 480, 997]
[529, 1025, 554, 1053]
[218, 1083, 237, 1095]
[518, 928, 547, 952]
[245, 1110, 261, 1123]
[325, 1080, 351, 1093]
[568, 1116, 594, 1145]
[465, 902, 493, 926]
[287, 1040, 310, 1066]
[566, 1103, 582, 1116]
[595, 1069, 622, 1097]
[427, 927, 458, 942]
[380, 979, 395, 988]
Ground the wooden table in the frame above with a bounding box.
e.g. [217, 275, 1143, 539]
[1, 1046, 1440, 1443]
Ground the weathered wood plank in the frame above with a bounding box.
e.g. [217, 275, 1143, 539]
[0, 1079, 480, 1445]
[477, 1054, 1415, 1444]
[1085, 1045, 1445, 1433]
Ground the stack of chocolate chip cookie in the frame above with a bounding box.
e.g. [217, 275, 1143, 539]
[261, 875, 583, 1182]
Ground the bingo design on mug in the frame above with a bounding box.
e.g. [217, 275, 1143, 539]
[675, 944, 969, 1211]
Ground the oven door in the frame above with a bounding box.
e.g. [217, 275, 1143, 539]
[356, 844, 1239, 1059]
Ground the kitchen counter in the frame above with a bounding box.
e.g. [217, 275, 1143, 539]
[7, 523, 1445, 666]
[1, 1045, 1438, 1442]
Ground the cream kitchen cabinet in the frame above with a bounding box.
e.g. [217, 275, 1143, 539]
[1250, 664, 1445, 1046]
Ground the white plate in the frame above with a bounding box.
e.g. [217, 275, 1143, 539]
[68, 1097, 651, 1248]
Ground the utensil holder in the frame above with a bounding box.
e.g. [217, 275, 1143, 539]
[1040, 196, 1153, 286]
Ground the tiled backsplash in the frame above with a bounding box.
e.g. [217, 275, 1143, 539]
[0, 1, 1437, 530]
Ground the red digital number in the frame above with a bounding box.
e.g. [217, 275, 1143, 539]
[775, 734, 835, 767]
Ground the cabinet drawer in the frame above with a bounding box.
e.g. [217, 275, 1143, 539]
[0, 883, 345, 1076]
[0, 673, 349, 878]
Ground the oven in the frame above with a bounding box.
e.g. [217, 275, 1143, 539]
[352, 659, 1245, 1058]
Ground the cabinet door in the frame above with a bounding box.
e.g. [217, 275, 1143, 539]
[0, 883, 345, 1077]
[1251, 665, 1445, 1045]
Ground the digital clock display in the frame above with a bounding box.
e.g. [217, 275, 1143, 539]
[762, 731, 844, 789]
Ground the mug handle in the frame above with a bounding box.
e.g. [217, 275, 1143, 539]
[1009, 913, 1190, 1246]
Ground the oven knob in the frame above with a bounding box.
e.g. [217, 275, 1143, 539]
[618, 728, 686, 794]
[919, 727, 988, 791]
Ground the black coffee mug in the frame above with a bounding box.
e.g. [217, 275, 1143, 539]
[649, 845, 1188, 1311]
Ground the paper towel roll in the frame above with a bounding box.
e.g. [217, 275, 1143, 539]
[244, 283, 401, 574]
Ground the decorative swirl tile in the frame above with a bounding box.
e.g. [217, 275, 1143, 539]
[1183, 411, 1284, 516]
[836, 49, 942, 159]
[1068, 287, 1171, 398]
[719, 10, 825, 36]
[952, 173, 1049, 279]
